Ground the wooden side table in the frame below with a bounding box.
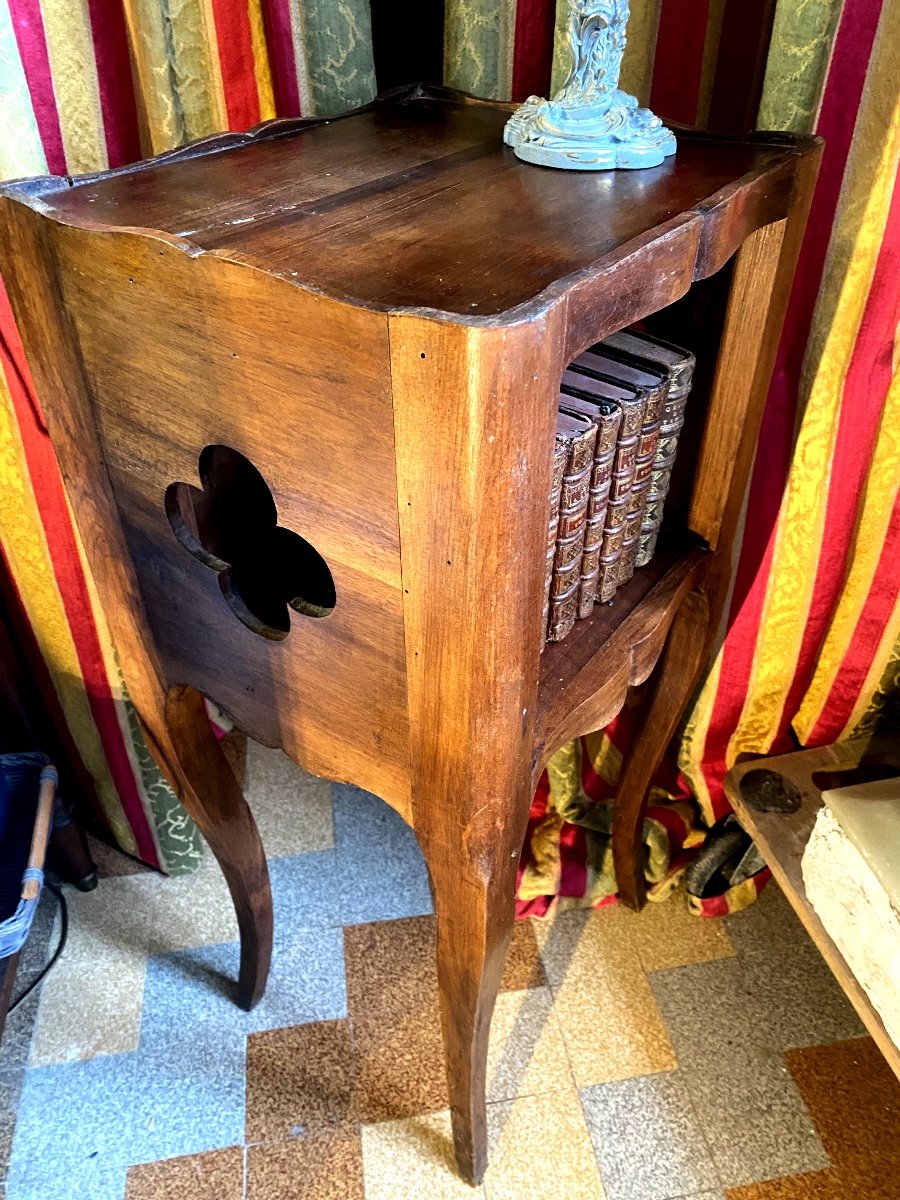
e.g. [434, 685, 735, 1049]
[0, 85, 820, 1184]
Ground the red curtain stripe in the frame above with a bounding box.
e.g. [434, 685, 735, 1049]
[0, 286, 162, 868]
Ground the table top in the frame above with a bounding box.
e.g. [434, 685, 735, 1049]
[8, 86, 813, 320]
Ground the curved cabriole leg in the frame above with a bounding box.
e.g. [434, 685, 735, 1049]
[612, 589, 711, 910]
[164, 684, 273, 1009]
[418, 823, 520, 1186]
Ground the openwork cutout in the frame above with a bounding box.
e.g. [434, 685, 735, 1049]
[165, 445, 336, 640]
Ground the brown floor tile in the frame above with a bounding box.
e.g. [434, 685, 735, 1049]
[727, 1037, 900, 1200]
[500, 920, 546, 991]
[344, 916, 447, 1122]
[246, 1019, 357, 1143]
[726, 1175, 839, 1200]
[125, 1146, 244, 1200]
[247, 1129, 364, 1200]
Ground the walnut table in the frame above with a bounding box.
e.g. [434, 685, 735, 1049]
[0, 85, 820, 1184]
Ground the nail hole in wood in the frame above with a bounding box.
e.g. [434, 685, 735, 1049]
[165, 444, 336, 641]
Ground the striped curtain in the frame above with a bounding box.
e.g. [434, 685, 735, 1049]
[1, 0, 897, 894]
[443, 0, 900, 913]
[0, 0, 377, 872]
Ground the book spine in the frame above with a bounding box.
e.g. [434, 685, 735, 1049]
[541, 437, 568, 646]
[620, 382, 666, 583]
[635, 370, 694, 567]
[576, 408, 621, 619]
[548, 424, 597, 642]
[597, 394, 645, 602]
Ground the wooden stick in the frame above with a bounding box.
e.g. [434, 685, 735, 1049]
[21, 769, 56, 900]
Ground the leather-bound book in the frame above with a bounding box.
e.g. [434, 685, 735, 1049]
[546, 410, 597, 642]
[540, 422, 569, 647]
[568, 352, 650, 602]
[558, 370, 631, 618]
[587, 341, 670, 583]
[602, 330, 695, 566]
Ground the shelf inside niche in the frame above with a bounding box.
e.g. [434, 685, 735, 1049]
[535, 536, 709, 764]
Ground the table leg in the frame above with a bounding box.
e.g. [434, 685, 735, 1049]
[612, 588, 711, 909]
[164, 684, 273, 1009]
[417, 815, 521, 1186]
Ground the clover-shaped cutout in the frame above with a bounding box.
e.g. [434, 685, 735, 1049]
[165, 445, 335, 641]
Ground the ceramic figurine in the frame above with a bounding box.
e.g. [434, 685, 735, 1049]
[504, 0, 676, 170]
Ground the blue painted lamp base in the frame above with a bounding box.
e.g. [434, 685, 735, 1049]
[504, 90, 677, 171]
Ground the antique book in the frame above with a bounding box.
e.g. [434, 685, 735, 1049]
[558, 370, 630, 618]
[541, 421, 569, 647]
[546, 409, 597, 642]
[603, 330, 695, 566]
[568, 351, 651, 602]
[586, 342, 670, 584]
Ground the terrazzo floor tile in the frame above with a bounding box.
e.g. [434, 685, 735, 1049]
[29, 857, 241, 1066]
[6, 1052, 139, 1200]
[141, 925, 347, 1046]
[499, 920, 546, 991]
[332, 786, 433, 925]
[610, 892, 735, 972]
[725, 1175, 839, 1199]
[682, 1058, 830, 1190]
[245, 1019, 357, 1143]
[580, 1072, 719, 1200]
[248, 1130, 365, 1199]
[723, 888, 862, 1050]
[787, 1037, 900, 1176]
[649, 959, 829, 1188]
[0, 1072, 23, 1177]
[246, 742, 335, 857]
[360, 1111, 485, 1200]
[268, 849, 343, 931]
[486, 1087, 606, 1200]
[486, 986, 572, 1102]
[538, 910, 676, 1086]
[344, 916, 446, 1121]
[125, 1146, 244, 1200]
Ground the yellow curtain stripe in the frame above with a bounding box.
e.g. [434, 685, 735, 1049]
[796, 362, 900, 738]
[122, 0, 184, 154]
[171, 0, 228, 141]
[842, 586, 900, 739]
[38, 0, 107, 172]
[620, 0, 662, 105]
[247, 0, 276, 121]
[726, 33, 900, 764]
[679, 462, 754, 823]
[0, 375, 138, 854]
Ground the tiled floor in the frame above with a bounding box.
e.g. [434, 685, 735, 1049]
[2, 740, 899, 1199]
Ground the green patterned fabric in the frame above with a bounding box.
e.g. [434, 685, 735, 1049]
[444, 0, 516, 100]
[302, 0, 378, 115]
[758, 0, 846, 133]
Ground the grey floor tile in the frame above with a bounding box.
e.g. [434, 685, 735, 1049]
[648, 957, 772, 1072]
[0, 1070, 24, 1177]
[679, 1058, 830, 1189]
[737, 941, 864, 1051]
[333, 786, 433, 925]
[649, 959, 830, 1189]
[581, 1073, 718, 1200]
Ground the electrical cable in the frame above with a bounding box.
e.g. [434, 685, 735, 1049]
[8, 881, 68, 1012]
